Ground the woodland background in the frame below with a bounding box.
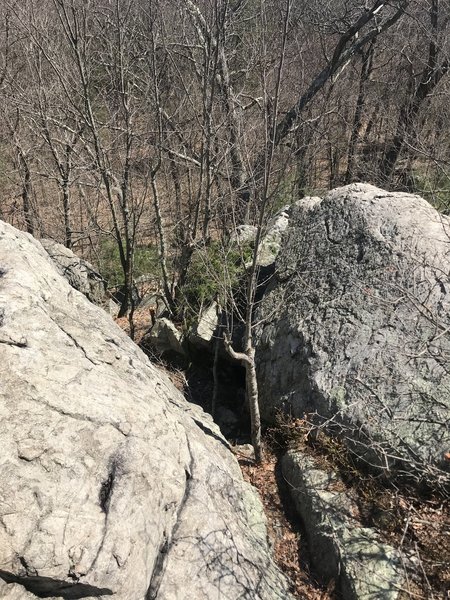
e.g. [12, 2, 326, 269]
[0, 0, 448, 316]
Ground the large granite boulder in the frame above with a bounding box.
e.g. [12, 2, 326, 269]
[255, 184, 450, 484]
[0, 221, 293, 600]
[40, 238, 107, 306]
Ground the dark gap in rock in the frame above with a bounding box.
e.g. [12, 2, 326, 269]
[0, 337, 27, 348]
[184, 361, 250, 443]
[18, 555, 36, 576]
[356, 242, 365, 263]
[99, 459, 118, 514]
[191, 418, 232, 451]
[0, 570, 113, 598]
[145, 537, 168, 600]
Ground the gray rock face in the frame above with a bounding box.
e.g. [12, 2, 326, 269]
[230, 207, 291, 269]
[142, 317, 186, 358]
[139, 292, 168, 317]
[0, 222, 293, 600]
[188, 302, 219, 351]
[255, 184, 450, 483]
[40, 238, 106, 305]
[230, 224, 258, 245]
[257, 206, 291, 268]
[282, 451, 405, 600]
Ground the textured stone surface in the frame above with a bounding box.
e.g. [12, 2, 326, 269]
[142, 316, 186, 358]
[282, 451, 405, 600]
[188, 301, 219, 350]
[0, 221, 292, 600]
[40, 238, 106, 305]
[255, 184, 450, 482]
[230, 224, 258, 245]
[230, 207, 291, 269]
[257, 206, 291, 268]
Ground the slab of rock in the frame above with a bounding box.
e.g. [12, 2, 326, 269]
[257, 206, 291, 268]
[142, 316, 186, 358]
[230, 224, 258, 245]
[0, 222, 293, 599]
[282, 451, 405, 600]
[188, 302, 219, 351]
[40, 238, 106, 306]
[255, 184, 450, 483]
[139, 293, 168, 317]
[230, 207, 291, 270]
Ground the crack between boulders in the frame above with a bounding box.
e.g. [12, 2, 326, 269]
[145, 437, 195, 600]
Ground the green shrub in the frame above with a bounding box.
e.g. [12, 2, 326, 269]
[180, 240, 253, 323]
[98, 238, 159, 289]
[410, 170, 450, 213]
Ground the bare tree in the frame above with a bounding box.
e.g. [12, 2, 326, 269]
[220, 0, 292, 463]
[380, 0, 449, 184]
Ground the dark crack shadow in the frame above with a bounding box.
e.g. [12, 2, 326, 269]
[192, 418, 231, 451]
[145, 440, 195, 599]
[0, 570, 113, 598]
[99, 459, 118, 514]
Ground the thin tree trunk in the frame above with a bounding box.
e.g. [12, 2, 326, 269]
[212, 328, 221, 419]
[62, 181, 72, 248]
[245, 348, 262, 463]
[345, 41, 375, 184]
[61, 142, 72, 249]
[19, 151, 34, 235]
[151, 173, 175, 314]
[223, 333, 263, 463]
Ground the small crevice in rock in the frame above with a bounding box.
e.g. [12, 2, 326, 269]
[0, 336, 27, 348]
[61, 328, 98, 365]
[145, 537, 168, 600]
[47, 314, 99, 366]
[18, 455, 33, 462]
[192, 418, 231, 451]
[145, 439, 195, 600]
[99, 459, 118, 514]
[356, 239, 365, 263]
[0, 570, 113, 599]
[18, 556, 37, 577]
[324, 218, 340, 244]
